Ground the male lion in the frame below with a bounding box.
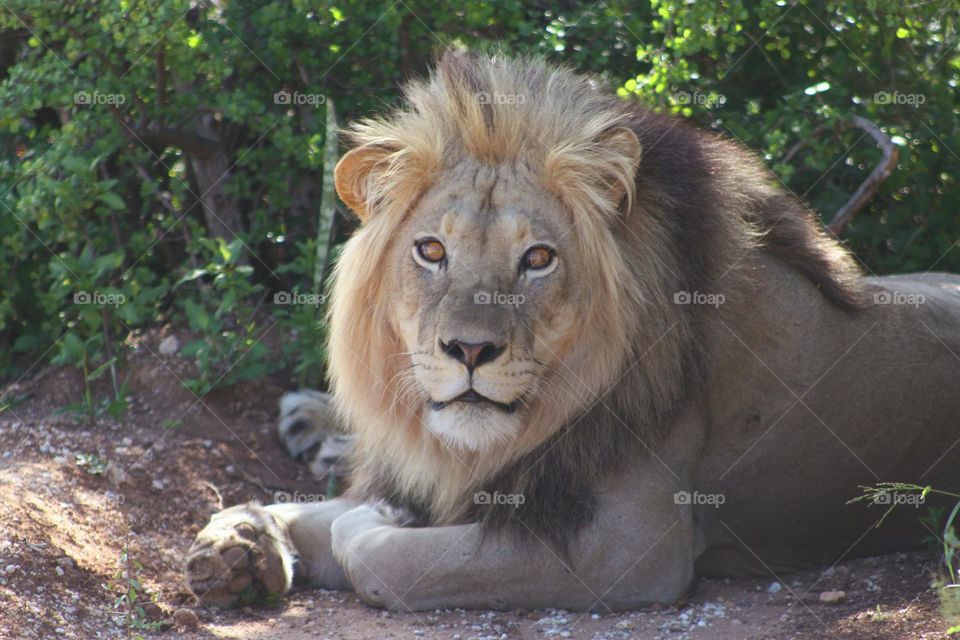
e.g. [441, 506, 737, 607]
[186, 51, 960, 611]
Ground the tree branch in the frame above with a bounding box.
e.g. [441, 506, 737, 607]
[129, 126, 217, 159]
[827, 115, 899, 236]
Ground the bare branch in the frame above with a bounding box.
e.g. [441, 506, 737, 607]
[129, 126, 217, 159]
[827, 115, 899, 236]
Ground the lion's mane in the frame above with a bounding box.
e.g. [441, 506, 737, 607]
[326, 50, 864, 545]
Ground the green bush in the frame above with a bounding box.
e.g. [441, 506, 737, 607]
[0, 0, 956, 390]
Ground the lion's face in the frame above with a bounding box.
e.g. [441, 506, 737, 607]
[388, 158, 581, 451]
[328, 53, 648, 482]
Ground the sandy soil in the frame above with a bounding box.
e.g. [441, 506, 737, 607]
[0, 342, 952, 639]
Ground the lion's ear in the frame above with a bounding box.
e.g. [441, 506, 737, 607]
[334, 144, 394, 222]
[544, 126, 643, 218]
[601, 127, 643, 212]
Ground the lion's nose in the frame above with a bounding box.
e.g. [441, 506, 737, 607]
[440, 339, 505, 372]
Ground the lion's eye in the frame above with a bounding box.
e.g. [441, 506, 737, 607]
[521, 245, 556, 272]
[415, 239, 446, 264]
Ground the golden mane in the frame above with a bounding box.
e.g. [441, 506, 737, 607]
[327, 51, 656, 524]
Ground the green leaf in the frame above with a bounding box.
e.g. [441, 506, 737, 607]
[87, 357, 116, 381]
[97, 192, 126, 210]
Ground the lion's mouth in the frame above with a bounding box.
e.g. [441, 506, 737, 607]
[430, 389, 520, 414]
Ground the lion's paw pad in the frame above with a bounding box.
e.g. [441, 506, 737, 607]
[185, 505, 295, 608]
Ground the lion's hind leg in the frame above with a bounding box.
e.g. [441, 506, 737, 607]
[278, 389, 355, 480]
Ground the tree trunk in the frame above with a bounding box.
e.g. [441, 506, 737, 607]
[189, 114, 245, 241]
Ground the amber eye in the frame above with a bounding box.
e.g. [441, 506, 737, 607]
[522, 245, 555, 271]
[416, 239, 446, 264]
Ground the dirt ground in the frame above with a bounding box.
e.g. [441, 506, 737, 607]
[0, 337, 953, 639]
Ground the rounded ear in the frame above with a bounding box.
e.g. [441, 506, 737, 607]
[334, 144, 394, 222]
[605, 127, 642, 173]
[543, 126, 643, 218]
[602, 127, 643, 211]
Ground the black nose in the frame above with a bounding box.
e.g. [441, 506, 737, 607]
[440, 339, 505, 372]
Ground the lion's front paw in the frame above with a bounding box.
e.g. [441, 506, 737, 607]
[185, 503, 296, 608]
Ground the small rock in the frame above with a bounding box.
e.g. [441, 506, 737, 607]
[767, 581, 782, 594]
[173, 608, 199, 630]
[143, 602, 163, 621]
[158, 335, 180, 356]
[819, 590, 846, 604]
[105, 462, 130, 487]
[615, 620, 636, 630]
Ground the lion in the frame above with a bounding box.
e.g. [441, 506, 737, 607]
[185, 50, 960, 612]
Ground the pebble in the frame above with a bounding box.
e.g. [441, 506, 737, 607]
[819, 590, 847, 604]
[158, 335, 180, 356]
[105, 462, 129, 486]
[143, 602, 163, 621]
[767, 582, 782, 594]
[173, 608, 199, 629]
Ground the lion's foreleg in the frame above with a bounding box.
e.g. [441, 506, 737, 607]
[329, 497, 695, 612]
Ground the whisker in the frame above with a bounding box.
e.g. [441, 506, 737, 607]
[385, 351, 429, 361]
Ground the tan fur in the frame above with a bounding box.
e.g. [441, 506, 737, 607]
[186, 51, 959, 612]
